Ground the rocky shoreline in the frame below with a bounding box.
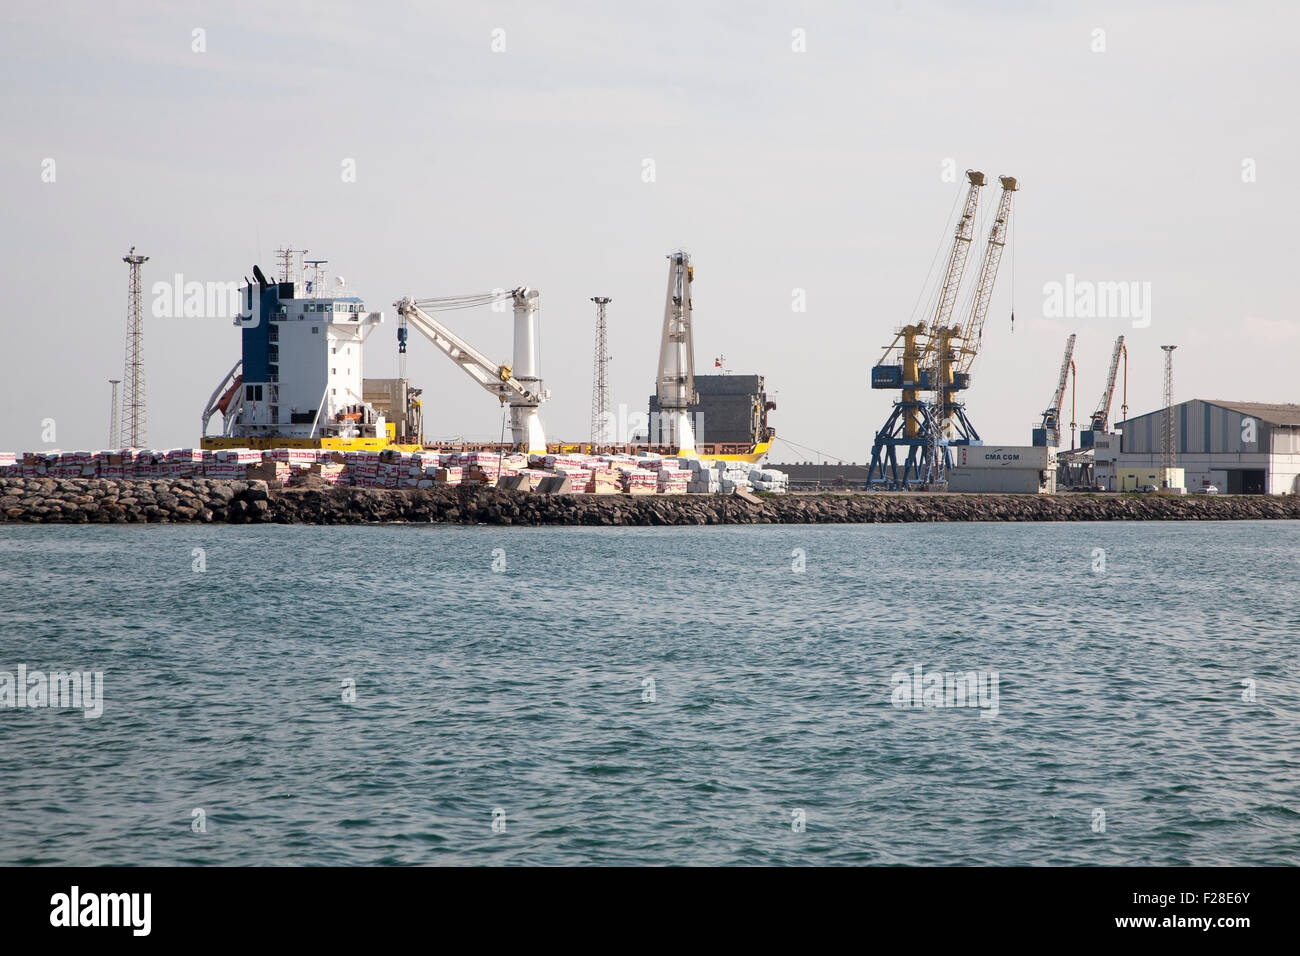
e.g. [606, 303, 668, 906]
[3, 476, 1300, 525]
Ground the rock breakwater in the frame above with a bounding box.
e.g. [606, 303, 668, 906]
[3, 477, 1299, 525]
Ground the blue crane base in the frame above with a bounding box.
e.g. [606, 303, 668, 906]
[867, 399, 982, 489]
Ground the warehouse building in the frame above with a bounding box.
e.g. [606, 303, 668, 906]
[1115, 400, 1300, 494]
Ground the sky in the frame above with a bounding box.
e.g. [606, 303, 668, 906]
[1, 0, 1296, 462]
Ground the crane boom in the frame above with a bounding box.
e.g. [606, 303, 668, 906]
[1038, 333, 1077, 446]
[953, 175, 1018, 376]
[1089, 335, 1126, 432]
[921, 170, 984, 371]
[394, 291, 550, 452]
[656, 250, 698, 452]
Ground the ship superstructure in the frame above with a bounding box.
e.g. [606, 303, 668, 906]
[202, 260, 388, 448]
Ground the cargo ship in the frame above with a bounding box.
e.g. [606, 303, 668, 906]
[200, 251, 773, 463]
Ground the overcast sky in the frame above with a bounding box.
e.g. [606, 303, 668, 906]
[2, 0, 1295, 461]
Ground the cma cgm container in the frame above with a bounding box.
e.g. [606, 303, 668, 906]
[954, 445, 1050, 469]
[948, 445, 1053, 493]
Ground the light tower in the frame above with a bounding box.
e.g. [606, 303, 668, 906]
[108, 379, 121, 449]
[1161, 345, 1177, 488]
[121, 247, 149, 448]
[590, 297, 611, 449]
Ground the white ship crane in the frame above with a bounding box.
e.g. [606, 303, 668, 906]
[655, 250, 698, 453]
[393, 289, 550, 453]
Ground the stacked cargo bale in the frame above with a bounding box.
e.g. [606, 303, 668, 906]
[621, 467, 657, 494]
[687, 457, 721, 494]
[246, 452, 291, 483]
[460, 451, 505, 486]
[204, 448, 258, 479]
[432, 465, 463, 485]
[166, 448, 204, 478]
[748, 466, 789, 493]
[131, 449, 165, 479]
[556, 466, 593, 491]
[343, 450, 380, 487]
[97, 451, 125, 479]
[655, 463, 689, 494]
[718, 462, 752, 494]
[589, 469, 622, 494]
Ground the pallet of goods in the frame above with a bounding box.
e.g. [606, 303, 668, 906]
[622, 468, 658, 494]
[656, 468, 690, 494]
[589, 470, 622, 494]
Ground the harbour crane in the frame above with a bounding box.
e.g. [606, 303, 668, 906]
[656, 250, 698, 453]
[1081, 335, 1127, 447]
[919, 170, 986, 369]
[952, 176, 1018, 379]
[868, 171, 985, 487]
[1033, 333, 1077, 447]
[393, 289, 551, 453]
[928, 174, 1019, 446]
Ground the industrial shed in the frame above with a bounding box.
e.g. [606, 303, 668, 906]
[1116, 400, 1300, 494]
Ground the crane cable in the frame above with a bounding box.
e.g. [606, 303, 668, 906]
[909, 183, 965, 328]
[498, 403, 508, 474]
[772, 435, 853, 466]
[1009, 209, 1016, 333]
[411, 290, 517, 312]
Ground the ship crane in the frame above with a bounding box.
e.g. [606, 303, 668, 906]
[393, 289, 551, 453]
[1034, 333, 1077, 447]
[655, 250, 699, 453]
[1081, 334, 1127, 447]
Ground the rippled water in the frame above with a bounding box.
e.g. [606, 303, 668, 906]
[1, 521, 1298, 865]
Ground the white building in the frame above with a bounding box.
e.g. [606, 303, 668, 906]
[1115, 400, 1300, 494]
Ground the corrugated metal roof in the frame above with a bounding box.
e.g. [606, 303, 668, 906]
[1203, 400, 1300, 427]
[1118, 399, 1300, 428]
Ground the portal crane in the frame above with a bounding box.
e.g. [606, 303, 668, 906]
[952, 176, 1018, 378]
[393, 289, 551, 453]
[1081, 335, 1127, 447]
[921, 170, 986, 365]
[928, 174, 1019, 445]
[1034, 333, 1077, 447]
[867, 171, 984, 487]
[656, 250, 698, 453]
